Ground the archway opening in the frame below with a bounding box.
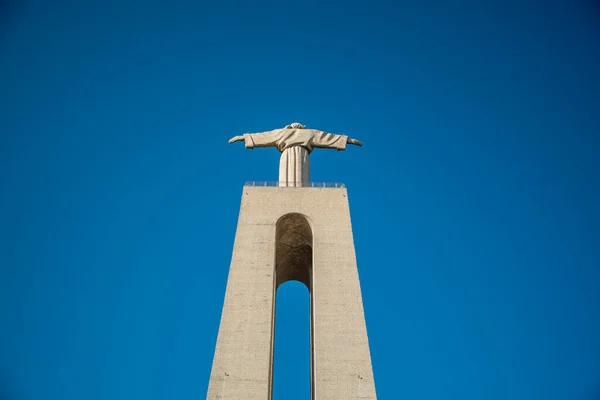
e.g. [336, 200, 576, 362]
[273, 281, 311, 399]
[272, 213, 313, 399]
[275, 213, 313, 289]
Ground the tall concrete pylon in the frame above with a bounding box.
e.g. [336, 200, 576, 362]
[206, 124, 377, 399]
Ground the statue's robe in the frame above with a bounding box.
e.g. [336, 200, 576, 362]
[243, 129, 348, 187]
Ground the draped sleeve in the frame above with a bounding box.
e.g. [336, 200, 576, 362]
[243, 129, 282, 149]
[311, 130, 348, 150]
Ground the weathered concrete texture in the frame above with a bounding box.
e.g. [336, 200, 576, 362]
[206, 186, 377, 399]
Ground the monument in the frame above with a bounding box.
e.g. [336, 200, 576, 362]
[227, 122, 363, 187]
[207, 123, 377, 399]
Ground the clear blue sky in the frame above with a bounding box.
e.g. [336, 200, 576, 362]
[1, 1, 599, 399]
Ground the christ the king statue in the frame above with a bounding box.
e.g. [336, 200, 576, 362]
[228, 122, 362, 187]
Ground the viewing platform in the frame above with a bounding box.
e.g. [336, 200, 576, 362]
[244, 181, 346, 188]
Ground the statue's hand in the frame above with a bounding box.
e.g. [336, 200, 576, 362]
[228, 135, 245, 144]
[348, 138, 363, 147]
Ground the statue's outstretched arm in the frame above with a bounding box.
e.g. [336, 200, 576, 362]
[311, 130, 362, 150]
[228, 135, 245, 144]
[228, 130, 280, 148]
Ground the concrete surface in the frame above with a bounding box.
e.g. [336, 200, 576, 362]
[206, 186, 377, 399]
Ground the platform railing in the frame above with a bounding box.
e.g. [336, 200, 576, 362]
[244, 181, 346, 188]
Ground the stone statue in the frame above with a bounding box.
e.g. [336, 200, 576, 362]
[229, 123, 362, 187]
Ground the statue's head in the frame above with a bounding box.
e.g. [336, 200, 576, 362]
[285, 122, 306, 129]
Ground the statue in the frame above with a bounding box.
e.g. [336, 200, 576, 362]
[228, 123, 362, 187]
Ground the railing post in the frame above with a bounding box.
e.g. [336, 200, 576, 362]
[243, 181, 345, 188]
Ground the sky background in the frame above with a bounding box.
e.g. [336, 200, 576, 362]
[1, 0, 600, 399]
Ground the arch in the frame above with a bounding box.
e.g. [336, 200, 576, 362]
[275, 213, 313, 289]
[272, 213, 314, 399]
[273, 281, 311, 398]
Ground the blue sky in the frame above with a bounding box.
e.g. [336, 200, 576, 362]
[1, 1, 600, 399]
